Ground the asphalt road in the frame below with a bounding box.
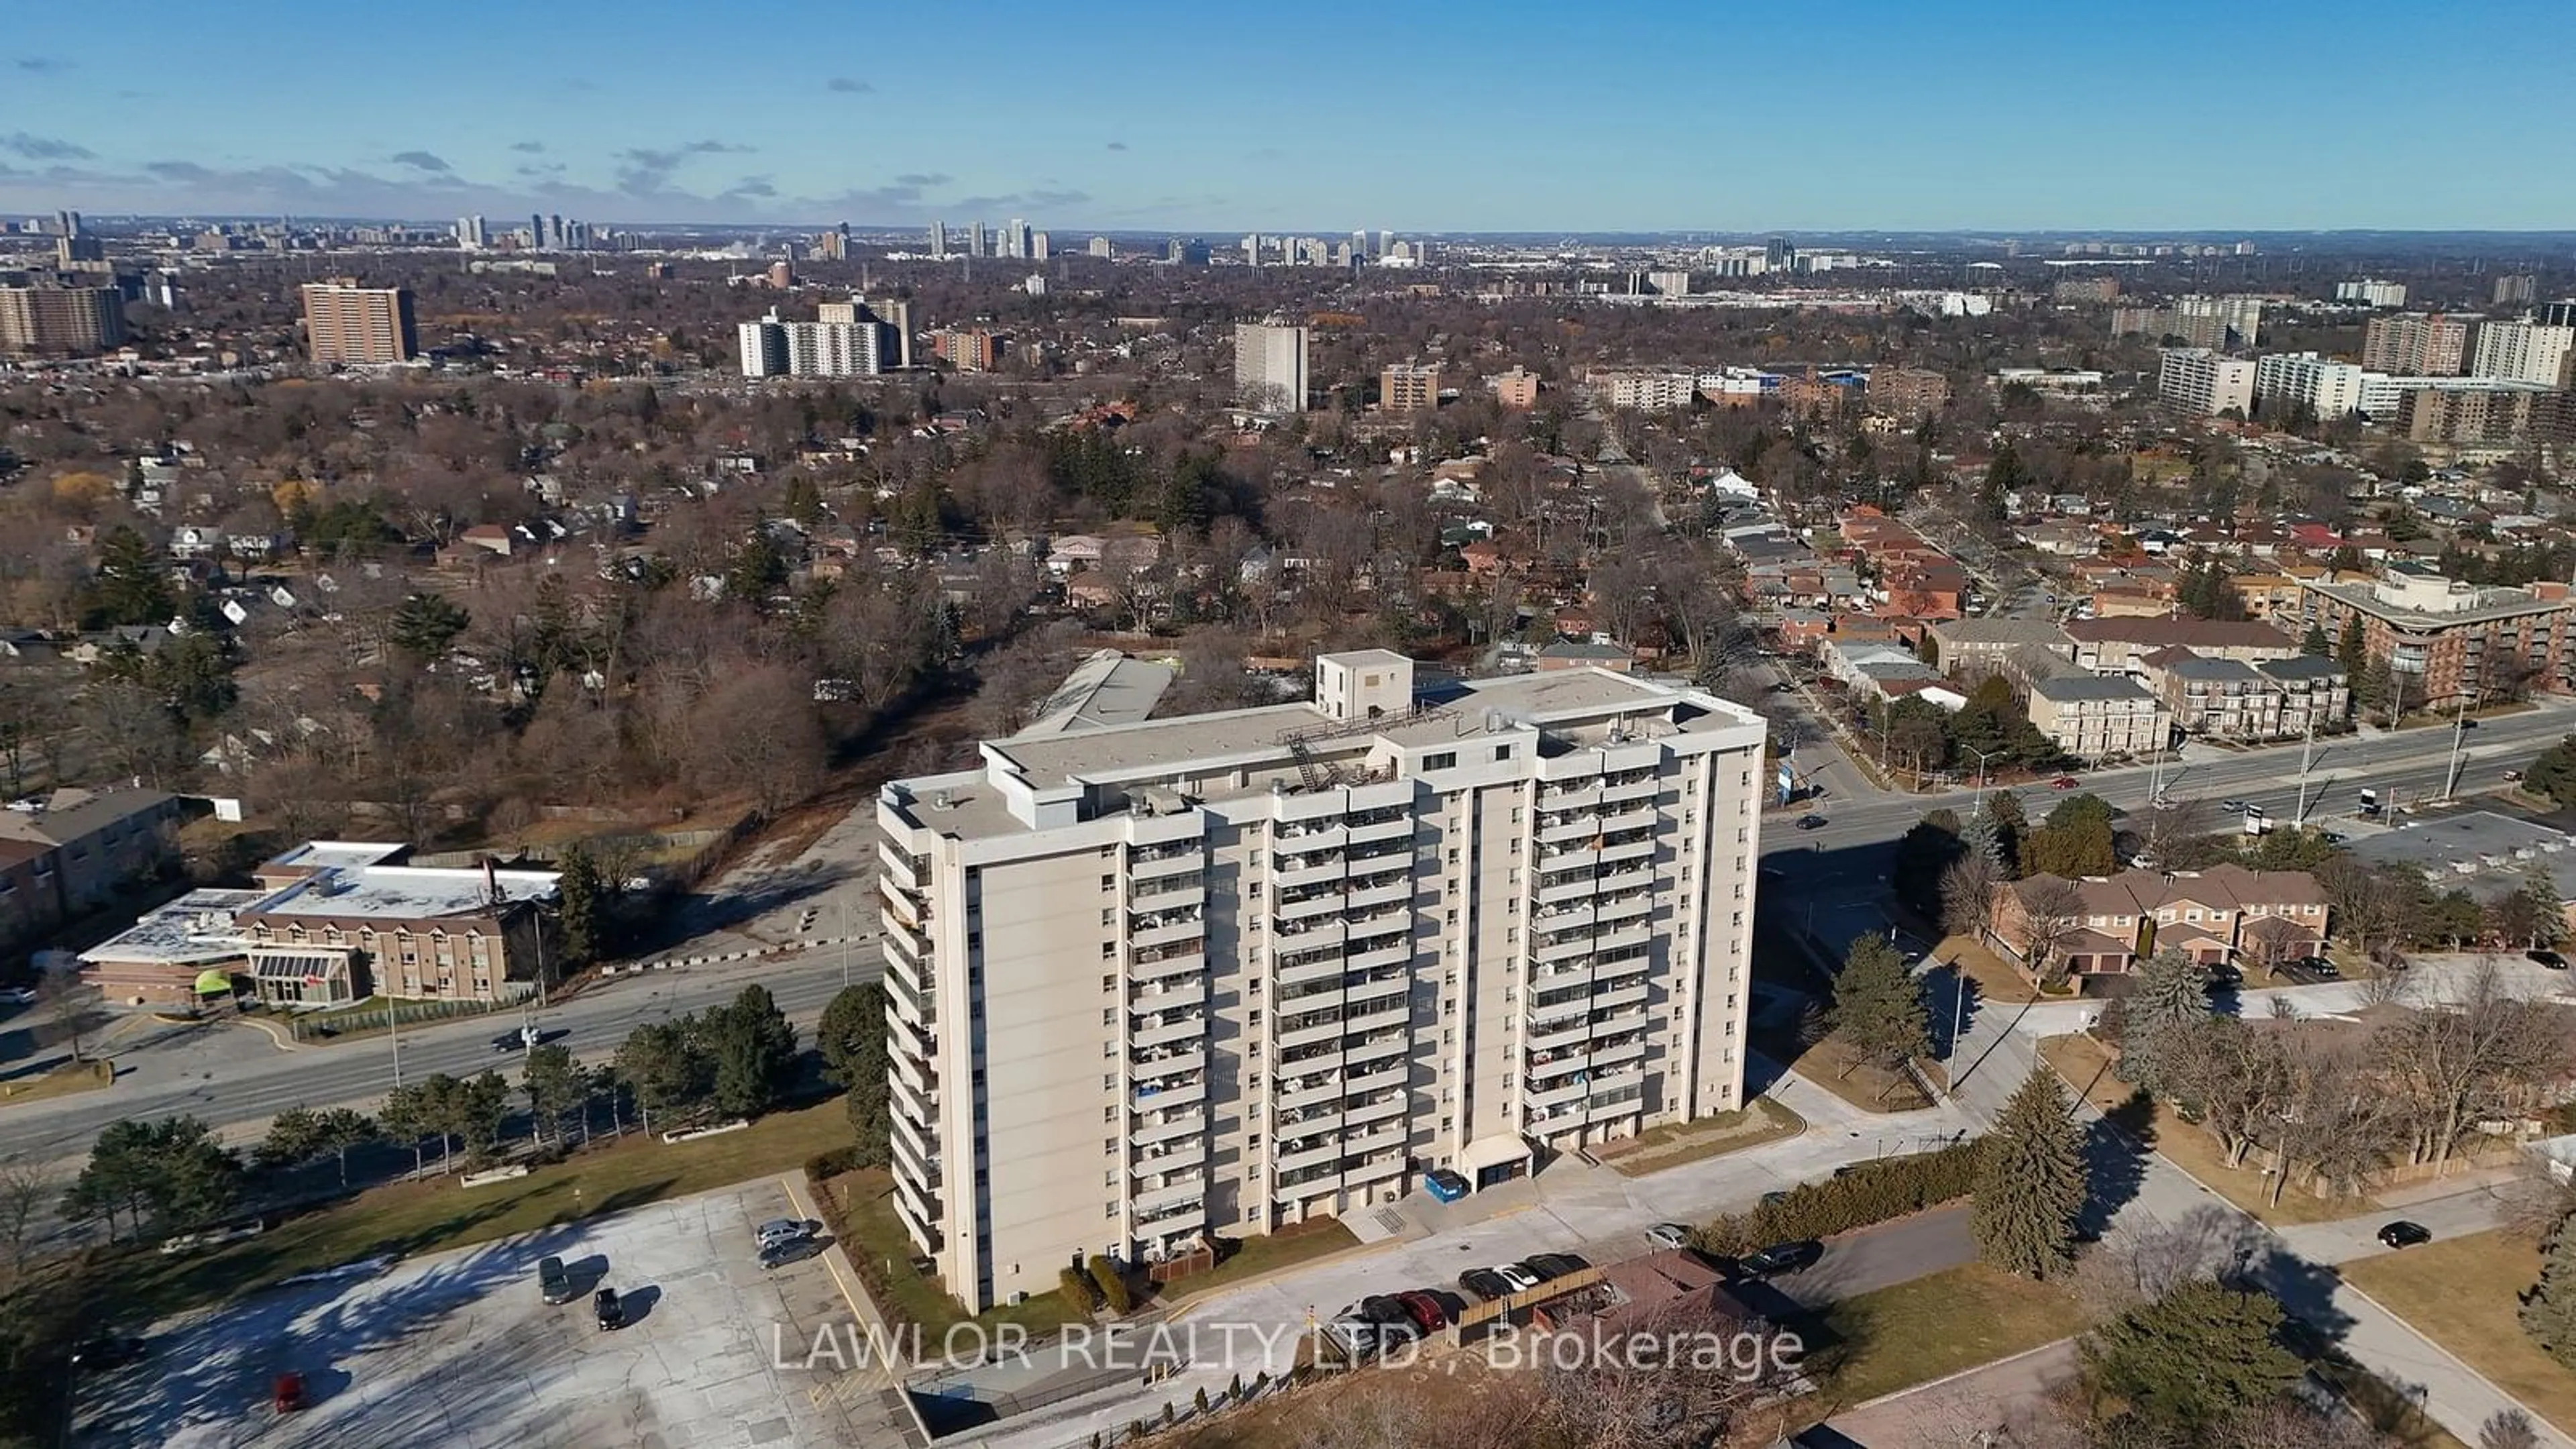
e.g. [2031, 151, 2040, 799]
[1770, 1202, 1974, 1309]
[0, 947, 884, 1166]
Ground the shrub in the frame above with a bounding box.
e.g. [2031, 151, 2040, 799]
[1693, 1138, 1984, 1255]
[1089, 1253, 1134, 1313]
[1059, 1265, 1099, 1317]
[805, 1146, 861, 1179]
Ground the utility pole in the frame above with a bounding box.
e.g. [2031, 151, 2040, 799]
[2293, 712, 2318, 827]
[2442, 690, 2470, 801]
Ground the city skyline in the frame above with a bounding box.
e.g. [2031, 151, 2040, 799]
[5, 0, 2573, 231]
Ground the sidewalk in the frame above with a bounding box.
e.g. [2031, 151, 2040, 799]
[1817, 1339, 2080, 1446]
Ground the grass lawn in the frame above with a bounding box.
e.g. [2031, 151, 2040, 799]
[1598, 1096, 1807, 1177]
[1159, 1216, 1362, 1305]
[822, 1167, 1084, 1336]
[91, 1095, 857, 1325]
[2341, 1230, 2576, 1440]
[1937, 933, 2075, 1006]
[2312, 1355, 2473, 1449]
[2037, 1034, 2375, 1228]
[0, 1057, 112, 1104]
[1770, 1033, 1934, 1114]
[1809, 1262, 2092, 1413]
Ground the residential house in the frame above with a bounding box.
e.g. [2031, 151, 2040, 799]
[1991, 865, 2330, 979]
[2062, 616, 2302, 676]
[1925, 617, 2076, 680]
[1534, 639, 1635, 674]
[2027, 676, 2169, 760]
[0, 787, 183, 948]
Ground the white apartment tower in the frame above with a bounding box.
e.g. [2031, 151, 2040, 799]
[877, 653, 1768, 1309]
[928, 220, 947, 260]
[1233, 321, 1309, 413]
[2470, 319, 2576, 388]
[2157, 347, 2257, 417]
[2253, 352, 2367, 420]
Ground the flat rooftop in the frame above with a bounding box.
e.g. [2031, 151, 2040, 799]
[2349, 810, 2574, 880]
[80, 889, 272, 965]
[264, 841, 409, 871]
[250, 865, 559, 920]
[1012, 650, 1177, 738]
[2301, 576, 2568, 629]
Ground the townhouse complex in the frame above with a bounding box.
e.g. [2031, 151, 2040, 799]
[875, 651, 1768, 1309]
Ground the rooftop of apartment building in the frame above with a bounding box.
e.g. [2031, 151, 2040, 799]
[1929, 617, 2074, 648]
[247, 864, 559, 921]
[2063, 616, 2298, 650]
[1013, 649, 1177, 737]
[2347, 810, 2576, 890]
[887, 657, 1765, 843]
[0, 785, 175, 845]
[81, 888, 275, 965]
[2031, 674, 2156, 702]
[2298, 566, 2572, 629]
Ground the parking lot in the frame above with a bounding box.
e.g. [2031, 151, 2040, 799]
[77, 1178, 888, 1448]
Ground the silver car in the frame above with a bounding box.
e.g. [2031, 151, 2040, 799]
[755, 1218, 817, 1251]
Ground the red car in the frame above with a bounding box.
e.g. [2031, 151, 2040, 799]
[272, 1372, 307, 1413]
[1393, 1290, 1447, 1331]
[2051, 775, 2079, 790]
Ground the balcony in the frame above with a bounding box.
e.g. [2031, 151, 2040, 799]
[1580, 1093, 1646, 1126]
[1593, 982, 1650, 1012]
[1132, 1041, 1207, 1077]
[1275, 1073, 1344, 1112]
[1537, 811, 1602, 845]
[1130, 973, 1205, 1011]
[1599, 774, 1658, 805]
[1129, 844, 1203, 879]
[890, 1107, 937, 1168]
[1596, 892, 1652, 925]
[1273, 855, 1347, 892]
[1277, 1014, 1347, 1051]
[1595, 919, 1653, 953]
[1534, 873, 1605, 908]
[1598, 805, 1658, 836]
[1132, 1010, 1208, 1051]
[1532, 901, 1596, 932]
[1529, 1016, 1593, 1053]
[1539, 782, 1603, 808]
[1345, 1002, 1409, 1036]
[1275, 821, 1348, 851]
[890, 1046, 936, 1098]
[1344, 973, 1409, 1009]
[1344, 1154, 1408, 1187]
[878, 842, 925, 892]
[1344, 1092, 1408, 1128]
[1130, 910, 1205, 949]
[1344, 1124, 1407, 1159]
[1275, 1140, 1342, 1176]
[1131, 1107, 1206, 1146]
[1599, 835, 1656, 866]
[884, 970, 934, 1030]
[1526, 1076, 1593, 1112]
[1133, 1075, 1206, 1110]
[1276, 888, 1347, 922]
[1348, 814, 1413, 847]
[1278, 949, 1348, 987]
[1133, 1169, 1207, 1212]
[1598, 863, 1656, 894]
[1128, 871, 1204, 906]
[1345, 1064, 1409, 1097]
[1526, 1048, 1587, 1082]
[1344, 1033, 1409, 1067]
[1593, 1037, 1647, 1069]
[1130, 943, 1205, 981]
[1536, 845, 1603, 873]
[1533, 930, 1597, 965]
[1275, 914, 1348, 948]
[1136, 1196, 1205, 1231]
[878, 875, 924, 928]
[1343, 901, 1412, 935]
[1346, 936, 1411, 973]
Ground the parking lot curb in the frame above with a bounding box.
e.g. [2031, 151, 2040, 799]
[783, 1171, 932, 1446]
[603, 935, 873, 976]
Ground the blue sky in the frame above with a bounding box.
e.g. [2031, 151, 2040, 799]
[5, 0, 2571, 231]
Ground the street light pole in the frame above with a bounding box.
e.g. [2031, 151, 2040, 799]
[2442, 691, 2469, 801]
[2293, 713, 2318, 828]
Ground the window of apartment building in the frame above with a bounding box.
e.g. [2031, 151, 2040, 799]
[1447, 847, 1460, 864]
[1249, 979, 1261, 994]
[1494, 745, 1513, 761]
[1103, 1074, 1114, 1089]
[1107, 1203, 1119, 1220]
[1248, 882, 1262, 899]
[1102, 942, 1116, 959]
[1246, 1205, 1262, 1222]
[1105, 1170, 1116, 1187]
[1105, 1108, 1116, 1123]
[1424, 751, 1456, 770]
[1101, 908, 1116, 927]
[1104, 1042, 1116, 1059]
[1101, 875, 1114, 891]
[1248, 1009, 1262, 1025]
[1103, 1009, 1116, 1026]
[1247, 1133, 1260, 1150]
[1104, 975, 1116, 991]
[1511, 807, 1523, 823]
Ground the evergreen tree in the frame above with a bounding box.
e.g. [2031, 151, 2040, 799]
[1830, 934, 1929, 1078]
[727, 515, 790, 603]
[389, 591, 472, 659]
[2114, 949, 2212, 1095]
[2337, 614, 2368, 682]
[2081, 1279, 2302, 1436]
[2522, 1213, 2576, 1368]
[88, 525, 174, 627]
[1971, 1064, 2087, 1279]
[2522, 866, 2567, 949]
[554, 842, 604, 969]
[2526, 736, 2576, 810]
[2300, 621, 2332, 657]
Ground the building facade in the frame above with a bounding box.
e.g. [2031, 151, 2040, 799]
[2469, 319, 2576, 388]
[2362, 313, 2471, 376]
[300, 280, 418, 365]
[2027, 676, 2169, 760]
[1992, 866, 2328, 978]
[2294, 566, 2576, 708]
[0, 284, 127, 355]
[2156, 348, 2256, 417]
[877, 652, 1768, 1308]
[1379, 363, 1440, 414]
[1491, 367, 1541, 409]
[2133, 649, 2349, 741]
[1234, 323, 1310, 412]
[739, 302, 901, 378]
[2253, 352, 2368, 420]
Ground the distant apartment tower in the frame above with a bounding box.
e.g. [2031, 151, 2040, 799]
[2363, 313, 2471, 376]
[1868, 366, 1951, 419]
[299, 279, 417, 365]
[1233, 322, 1309, 412]
[932, 327, 998, 372]
[928, 220, 947, 259]
[1646, 270, 1690, 298]
[2398, 385, 2552, 445]
[2157, 347, 2257, 417]
[1379, 363, 1440, 414]
[1491, 366, 1541, 409]
[455, 215, 487, 250]
[2469, 319, 2576, 388]
[2494, 274, 2538, 307]
[2052, 276, 2120, 304]
[968, 221, 986, 259]
[1030, 231, 1051, 263]
[1087, 236, 1113, 259]
[2538, 301, 2576, 329]
[0, 284, 127, 355]
[2253, 352, 2368, 421]
[739, 301, 902, 378]
[1003, 219, 1032, 260]
[874, 650, 1770, 1308]
[2334, 278, 2408, 307]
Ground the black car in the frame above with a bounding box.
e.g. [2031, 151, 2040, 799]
[538, 1254, 576, 1305]
[492, 1028, 533, 1053]
[2532, 950, 2569, 971]
[594, 1287, 627, 1330]
[70, 1336, 148, 1371]
[1457, 1268, 1513, 1301]
[1794, 814, 1827, 830]
[1354, 1294, 1412, 1326]
[2377, 1220, 2432, 1249]
[1525, 1252, 1589, 1279]
[1740, 1240, 1823, 1277]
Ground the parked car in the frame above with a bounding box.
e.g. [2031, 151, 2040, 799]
[2532, 950, 2569, 971]
[0, 987, 36, 1006]
[1422, 1168, 1469, 1203]
[594, 1287, 627, 1330]
[1457, 1268, 1514, 1301]
[1354, 1295, 1413, 1327]
[1740, 1241, 1823, 1277]
[1525, 1252, 1589, 1279]
[1490, 1263, 1541, 1293]
[760, 1236, 827, 1270]
[538, 1255, 576, 1305]
[755, 1218, 819, 1250]
[1794, 814, 1828, 830]
[70, 1336, 148, 1371]
[272, 1372, 308, 1414]
[1393, 1291, 1446, 1331]
[2377, 1220, 2432, 1249]
[2051, 775, 2079, 790]
[1644, 1222, 1693, 1251]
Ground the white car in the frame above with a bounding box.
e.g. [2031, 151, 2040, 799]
[1491, 1263, 1541, 1293]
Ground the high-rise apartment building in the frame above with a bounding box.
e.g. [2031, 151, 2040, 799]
[455, 215, 487, 250]
[2334, 278, 2408, 307]
[1491, 366, 1541, 409]
[2539, 301, 2576, 329]
[0, 285, 127, 355]
[875, 651, 1768, 1308]
[299, 279, 417, 365]
[1234, 322, 1309, 412]
[1646, 270, 1690, 298]
[969, 221, 987, 259]
[2157, 347, 2257, 417]
[2495, 275, 2538, 307]
[1379, 363, 1440, 414]
[931, 328, 998, 372]
[739, 300, 902, 378]
[2362, 313, 2471, 376]
[2469, 319, 2576, 388]
[1002, 219, 1031, 260]
[928, 220, 947, 260]
[1087, 236, 1113, 259]
[2253, 352, 2369, 420]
